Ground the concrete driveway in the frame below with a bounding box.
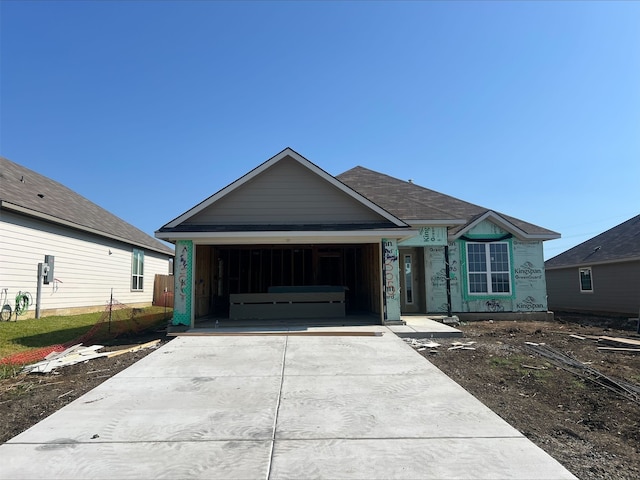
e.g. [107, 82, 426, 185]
[1, 326, 576, 479]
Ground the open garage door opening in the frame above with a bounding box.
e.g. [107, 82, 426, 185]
[193, 244, 381, 323]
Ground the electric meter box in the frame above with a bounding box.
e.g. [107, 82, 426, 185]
[44, 255, 55, 284]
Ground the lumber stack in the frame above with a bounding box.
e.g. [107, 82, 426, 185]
[597, 336, 640, 354]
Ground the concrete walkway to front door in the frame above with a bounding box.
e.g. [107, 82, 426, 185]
[1, 326, 576, 479]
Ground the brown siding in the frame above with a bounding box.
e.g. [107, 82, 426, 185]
[185, 156, 385, 225]
[546, 260, 640, 316]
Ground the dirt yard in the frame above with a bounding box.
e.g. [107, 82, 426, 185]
[1, 314, 639, 479]
[424, 313, 640, 480]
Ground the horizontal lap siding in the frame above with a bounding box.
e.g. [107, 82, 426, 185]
[186, 157, 384, 225]
[1, 212, 171, 314]
[546, 261, 640, 316]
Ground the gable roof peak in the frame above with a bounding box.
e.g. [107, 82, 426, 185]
[160, 149, 408, 231]
[451, 210, 530, 240]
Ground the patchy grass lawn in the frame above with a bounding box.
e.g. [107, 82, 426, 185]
[0, 306, 171, 365]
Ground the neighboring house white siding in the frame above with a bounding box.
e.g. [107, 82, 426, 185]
[0, 211, 171, 316]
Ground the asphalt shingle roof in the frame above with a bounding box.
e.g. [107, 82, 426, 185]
[0, 156, 173, 256]
[336, 166, 558, 237]
[545, 214, 640, 268]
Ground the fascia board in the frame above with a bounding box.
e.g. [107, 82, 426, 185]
[2, 201, 173, 256]
[164, 148, 408, 229]
[545, 256, 640, 270]
[156, 228, 419, 245]
[527, 233, 561, 241]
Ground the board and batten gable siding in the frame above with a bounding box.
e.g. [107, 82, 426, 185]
[546, 260, 640, 316]
[1, 211, 171, 315]
[185, 156, 386, 226]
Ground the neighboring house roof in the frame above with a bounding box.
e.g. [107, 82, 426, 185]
[0, 156, 174, 256]
[545, 214, 640, 268]
[336, 166, 559, 240]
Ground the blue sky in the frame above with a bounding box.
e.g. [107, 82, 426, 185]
[1, 1, 638, 259]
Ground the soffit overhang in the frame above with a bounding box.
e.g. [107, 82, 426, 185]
[156, 227, 419, 246]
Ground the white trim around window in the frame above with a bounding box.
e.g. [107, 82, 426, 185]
[466, 242, 511, 295]
[131, 248, 144, 291]
[579, 267, 593, 293]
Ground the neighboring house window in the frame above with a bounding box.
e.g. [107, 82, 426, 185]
[132, 249, 144, 291]
[467, 242, 511, 295]
[579, 267, 593, 292]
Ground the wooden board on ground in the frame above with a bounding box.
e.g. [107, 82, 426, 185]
[168, 331, 383, 337]
[598, 336, 640, 348]
[597, 347, 640, 354]
[105, 339, 161, 358]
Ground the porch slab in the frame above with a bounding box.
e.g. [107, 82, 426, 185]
[389, 315, 463, 338]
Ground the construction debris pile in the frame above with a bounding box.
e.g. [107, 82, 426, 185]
[405, 329, 640, 406]
[404, 338, 476, 353]
[595, 335, 640, 353]
[526, 338, 640, 405]
[21, 340, 160, 374]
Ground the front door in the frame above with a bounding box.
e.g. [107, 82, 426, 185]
[399, 248, 424, 313]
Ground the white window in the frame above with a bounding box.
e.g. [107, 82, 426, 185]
[467, 242, 511, 295]
[132, 249, 144, 291]
[579, 267, 593, 292]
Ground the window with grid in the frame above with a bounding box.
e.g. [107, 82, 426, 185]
[466, 242, 511, 295]
[132, 249, 144, 291]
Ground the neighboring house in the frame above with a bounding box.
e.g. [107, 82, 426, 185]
[156, 148, 559, 327]
[545, 215, 640, 317]
[0, 156, 174, 318]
